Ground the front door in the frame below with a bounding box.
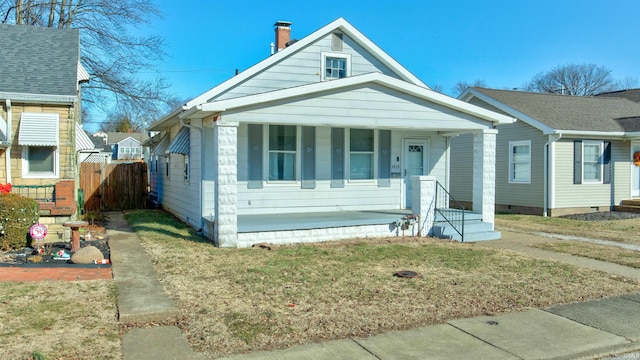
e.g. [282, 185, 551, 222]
[404, 139, 428, 208]
[632, 142, 640, 197]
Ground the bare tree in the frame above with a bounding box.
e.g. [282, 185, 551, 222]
[1, 0, 174, 129]
[524, 63, 615, 96]
[612, 76, 639, 91]
[454, 79, 487, 96]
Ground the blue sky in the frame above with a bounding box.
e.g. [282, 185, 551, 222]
[110, 0, 638, 128]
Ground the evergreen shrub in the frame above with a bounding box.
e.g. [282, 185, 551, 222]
[0, 193, 39, 250]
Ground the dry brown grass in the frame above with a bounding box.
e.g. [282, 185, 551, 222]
[125, 210, 640, 358]
[534, 241, 640, 268]
[495, 214, 640, 245]
[0, 280, 120, 360]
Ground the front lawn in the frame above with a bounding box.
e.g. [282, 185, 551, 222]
[125, 209, 639, 358]
[495, 213, 640, 245]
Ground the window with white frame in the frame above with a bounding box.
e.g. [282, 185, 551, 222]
[321, 52, 351, 81]
[509, 141, 531, 183]
[23, 146, 57, 177]
[18, 112, 59, 179]
[349, 128, 374, 180]
[268, 125, 297, 181]
[583, 141, 603, 182]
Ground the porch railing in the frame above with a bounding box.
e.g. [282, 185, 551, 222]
[434, 181, 465, 242]
[11, 185, 55, 202]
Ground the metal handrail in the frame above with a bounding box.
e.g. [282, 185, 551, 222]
[434, 181, 465, 242]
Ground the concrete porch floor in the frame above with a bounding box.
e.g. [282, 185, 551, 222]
[237, 209, 413, 233]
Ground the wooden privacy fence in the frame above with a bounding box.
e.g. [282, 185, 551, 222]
[80, 162, 148, 212]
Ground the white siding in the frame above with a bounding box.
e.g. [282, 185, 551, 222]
[449, 133, 473, 202]
[213, 33, 401, 101]
[235, 124, 448, 215]
[223, 84, 491, 131]
[158, 123, 201, 229]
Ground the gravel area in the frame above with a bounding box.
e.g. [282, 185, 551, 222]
[560, 211, 640, 221]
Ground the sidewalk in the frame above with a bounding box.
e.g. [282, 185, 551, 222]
[111, 217, 640, 360]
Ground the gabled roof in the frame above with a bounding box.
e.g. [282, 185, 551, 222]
[180, 73, 514, 126]
[0, 24, 81, 98]
[106, 132, 149, 144]
[151, 18, 432, 130]
[185, 18, 427, 109]
[461, 87, 640, 135]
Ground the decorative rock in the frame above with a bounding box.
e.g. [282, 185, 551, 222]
[71, 245, 104, 264]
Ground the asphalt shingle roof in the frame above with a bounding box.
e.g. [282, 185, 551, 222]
[472, 88, 640, 133]
[0, 24, 80, 96]
[596, 89, 640, 103]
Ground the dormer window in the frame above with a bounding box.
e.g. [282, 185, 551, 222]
[321, 52, 351, 81]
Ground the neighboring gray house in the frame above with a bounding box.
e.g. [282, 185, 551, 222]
[147, 18, 513, 247]
[107, 132, 148, 161]
[452, 87, 640, 216]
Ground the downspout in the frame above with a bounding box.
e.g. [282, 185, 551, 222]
[5, 99, 11, 185]
[543, 132, 562, 217]
[179, 116, 204, 232]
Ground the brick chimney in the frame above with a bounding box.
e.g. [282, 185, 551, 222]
[274, 21, 292, 52]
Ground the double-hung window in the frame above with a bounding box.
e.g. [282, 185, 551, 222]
[321, 52, 351, 81]
[509, 141, 531, 183]
[268, 125, 297, 181]
[583, 141, 603, 183]
[349, 129, 374, 180]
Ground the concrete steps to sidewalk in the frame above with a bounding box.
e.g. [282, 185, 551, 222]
[433, 212, 501, 242]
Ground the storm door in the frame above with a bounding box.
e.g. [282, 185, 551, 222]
[403, 139, 428, 208]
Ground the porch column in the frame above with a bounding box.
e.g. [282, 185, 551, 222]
[214, 120, 239, 247]
[411, 175, 436, 236]
[472, 129, 497, 228]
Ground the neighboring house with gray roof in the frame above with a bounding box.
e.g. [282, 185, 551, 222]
[106, 132, 148, 161]
[596, 88, 640, 104]
[452, 87, 640, 216]
[0, 24, 90, 241]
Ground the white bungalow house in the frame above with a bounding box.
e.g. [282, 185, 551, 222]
[453, 87, 640, 216]
[147, 18, 514, 247]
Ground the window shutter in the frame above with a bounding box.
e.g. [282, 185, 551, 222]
[331, 128, 345, 188]
[301, 127, 316, 189]
[573, 140, 582, 184]
[378, 130, 391, 187]
[248, 124, 263, 189]
[603, 141, 611, 184]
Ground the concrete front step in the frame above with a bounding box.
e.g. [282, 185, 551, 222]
[433, 219, 501, 242]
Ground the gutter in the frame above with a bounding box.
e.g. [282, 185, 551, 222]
[543, 132, 562, 217]
[5, 99, 11, 185]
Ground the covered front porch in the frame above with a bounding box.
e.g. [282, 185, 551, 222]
[231, 176, 500, 248]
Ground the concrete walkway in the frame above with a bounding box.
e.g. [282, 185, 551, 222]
[108, 215, 640, 360]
